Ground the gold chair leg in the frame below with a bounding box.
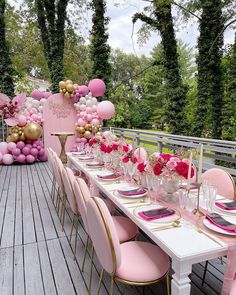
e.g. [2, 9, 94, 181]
[51, 178, 55, 199]
[82, 234, 89, 272]
[96, 268, 104, 295]
[88, 246, 94, 295]
[60, 193, 67, 231]
[109, 276, 114, 295]
[166, 273, 170, 295]
[74, 216, 79, 259]
[70, 213, 75, 242]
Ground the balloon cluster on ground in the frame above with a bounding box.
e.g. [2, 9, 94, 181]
[58, 78, 115, 152]
[0, 89, 51, 165]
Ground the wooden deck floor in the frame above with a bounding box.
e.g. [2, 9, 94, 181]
[0, 162, 225, 295]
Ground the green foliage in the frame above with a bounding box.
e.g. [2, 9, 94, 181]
[0, 0, 15, 97]
[90, 0, 111, 100]
[192, 0, 224, 139]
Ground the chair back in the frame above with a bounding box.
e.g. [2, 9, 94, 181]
[87, 197, 121, 275]
[61, 167, 78, 213]
[73, 178, 90, 233]
[202, 168, 236, 199]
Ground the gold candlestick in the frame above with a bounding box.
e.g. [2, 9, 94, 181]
[192, 182, 204, 217]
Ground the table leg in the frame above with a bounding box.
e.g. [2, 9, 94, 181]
[58, 135, 68, 164]
[171, 259, 192, 295]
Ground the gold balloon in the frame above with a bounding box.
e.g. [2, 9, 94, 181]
[24, 123, 42, 140]
[66, 83, 74, 92]
[11, 133, 20, 142]
[64, 92, 71, 99]
[6, 136, 12, 143]
[78, 127, 85, 134]
[84, 124, 91, 131]
[65, 79, 73, 84]
[20, 133, 26, 141]
[59, 81, 66, 89]
[96, 132, 101, 136]
[84, 131, 91, 139]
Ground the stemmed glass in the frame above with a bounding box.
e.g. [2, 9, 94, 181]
[151, 176, 162, 203]
[127, 161, 137, 182]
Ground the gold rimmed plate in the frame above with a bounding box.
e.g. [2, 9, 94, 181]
[113, 189, 148, 199]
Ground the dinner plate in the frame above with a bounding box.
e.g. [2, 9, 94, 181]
[214, 200, 236, 214]
[133, 204, 180, 224]
[113, 189, 147, 199]
[86, 162, 104, 168]
[78, 156, 94, 161]
[96, 174, 121, 182]
[203, 217, 236, 236]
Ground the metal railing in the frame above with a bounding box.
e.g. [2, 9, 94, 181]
[108, 128, 236, 178]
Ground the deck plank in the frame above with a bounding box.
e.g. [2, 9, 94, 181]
[14, 245, 25, 295]
[0, 246, 13, 295]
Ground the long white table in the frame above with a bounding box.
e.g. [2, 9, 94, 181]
[67, 153, 228, 295]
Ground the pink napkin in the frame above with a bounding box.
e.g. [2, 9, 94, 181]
[117, 188, 146, 196]
[138, 207, 175, 221]
[205, 213, 236, 233]
[215, 201, 236, 211]
[97, 173, 120, 180]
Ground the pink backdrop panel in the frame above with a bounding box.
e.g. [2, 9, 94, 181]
[43, 93, 77, 155]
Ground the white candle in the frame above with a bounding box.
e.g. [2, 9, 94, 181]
[198, 144, 203, 183]
[186, 152, 192, 190]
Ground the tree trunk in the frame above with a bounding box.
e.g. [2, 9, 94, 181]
[0, 0, 15, 97]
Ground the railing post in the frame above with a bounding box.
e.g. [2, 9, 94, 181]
[136, 132, 140, 147]
[157, 139, 163, 153]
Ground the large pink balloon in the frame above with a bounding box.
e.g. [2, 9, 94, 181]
[17, 114, 27, 127]
[31, 89, 43, 100]
[97, 100, 115, 120]
[0, 142, 8, 155]
[2, 154, 14, 165]
[88, 79, 106, 97]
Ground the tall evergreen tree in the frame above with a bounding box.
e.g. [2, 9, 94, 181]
[0, 0, 15, 97]
[133, 1, 187, 135]
[35, 0, 68, 93]
[90, 0, 111, 100]
[192, 0, 224, 139]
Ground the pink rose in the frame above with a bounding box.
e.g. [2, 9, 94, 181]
[166, 160, 177, 170]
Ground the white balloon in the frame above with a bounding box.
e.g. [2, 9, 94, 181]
[92, 97, 98, 104]
[85, 95, 89, 99]
[40, 98, 47, 105]
[92, 105, 97, 112]
[88, 92, 92, 97]
[80, 104, 86, 111]
[80, 97, 86, 104]
[38, 106, 43, 112]
[86, 99, 92, 107]
[32, 99, 40, 108]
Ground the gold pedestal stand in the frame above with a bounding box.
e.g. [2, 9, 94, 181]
[51, 132, 74, 164]
[192, 182, 204, 217]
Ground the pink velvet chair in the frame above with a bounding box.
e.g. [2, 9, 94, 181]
[87, 197, 170, 295]
[202, 168, 236, 199]
[61, 166, 80, 255]
[229, 280, 236, 295]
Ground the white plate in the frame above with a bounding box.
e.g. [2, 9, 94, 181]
[78, 156, 94, 161]
[214, 200, 236, 214]
[97, 174, 121, 182]
[203, 217, 236, 236]
[86, 162, 104, 168]
[113, 189, 147, 199]
[133, 204, 180, 224]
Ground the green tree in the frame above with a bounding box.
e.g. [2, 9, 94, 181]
[192, 0, 224, 139]
[35, 0, 69, 93]
[0, 0, 15, 97]
[90, 0, 111, 100]
[133, 0, 187, 135]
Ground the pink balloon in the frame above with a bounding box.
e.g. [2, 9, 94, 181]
[43, 91, 52, 99]
[75, 137, 81, 143]
[17, 114, 27, 127]
[38, 148, 45, 156]
[0, 142, 9, 155]
[16, 154, 26, 163]
[7, 142, 16, 152]
[30, 148, 39, 157]
[16, 141, 25, 150]
[86, 100, 93, 107]
[97, 100, 115, 120]
[86, 107, 92, 114]
[31, 114, 38, 121]
[81, 137, 87, 143]
[38, 153, 48, 162]
[79, 85, 89, 96]
[72, 95, 79, 104]
[77, 118, 86, 126]
[22, 147, 30, 156]
[26, 154, 35, 164]
[26, 144, 32, 149]
[31, 89, 43, 100]
[12, 148, 21, 157]
[91, 118, 100, 126]
[2, 154, 14, 165]
[86, 114, 92, 122]
[88, 79, 106, 97]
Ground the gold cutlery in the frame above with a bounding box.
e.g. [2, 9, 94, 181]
[196, 226, 225, 246]
[151, 220, 181, 232]
[122, 199, 145, 205]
